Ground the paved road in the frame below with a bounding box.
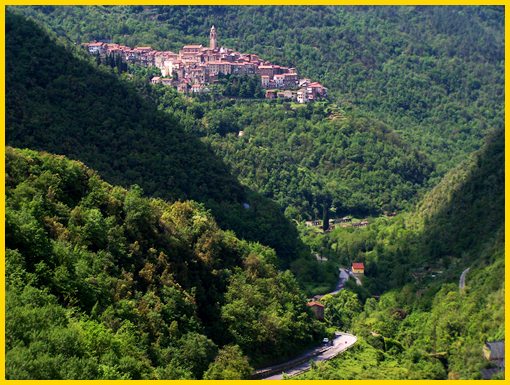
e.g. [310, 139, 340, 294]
[459, 267, 470, 290]
[255, 268, 358, 380]
[313, 268, 350, 301]
[261, 333, 357, 380]
[331, 268, 350, 294]
[347, 269, 362, 286]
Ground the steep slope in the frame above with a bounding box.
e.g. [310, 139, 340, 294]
[5, 147, 324, 379]
[5, 12, 303, 265]
[196, 101, 433, 217]
[415, 128, 504, 265]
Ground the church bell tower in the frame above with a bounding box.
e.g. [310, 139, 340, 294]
[210, 25, 217, 50]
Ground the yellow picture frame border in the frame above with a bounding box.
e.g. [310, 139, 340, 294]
[0, 1, 506, 383]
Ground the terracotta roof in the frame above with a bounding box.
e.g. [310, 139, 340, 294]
[352, 262, 365, 270]
[183, 44, 203, 49]
[307, 301, 324, 308]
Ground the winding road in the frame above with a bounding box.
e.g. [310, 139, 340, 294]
[313, 268, 354, 301]
[255, 268, 358, 380]
[256, 267, 469, 379]
[347, 269, 362, 286]
[257, 333, 357, 380]
[331, 268, 350, 294]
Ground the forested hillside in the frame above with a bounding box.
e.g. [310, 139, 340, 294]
[296, 128, 505, 379]
[415, 128, 504, 265]
[5, 147, 324, 379]
[12, 5, 504, 175]
[306, 128, 504, 294]
[5, 11, 305, 266]
[150, 87, 433, 217]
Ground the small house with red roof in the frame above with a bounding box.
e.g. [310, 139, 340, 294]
[352, 262, 365, 275]
[307, 301, 324, 320]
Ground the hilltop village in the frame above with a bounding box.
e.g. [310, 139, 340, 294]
[84, 26, 327, 101]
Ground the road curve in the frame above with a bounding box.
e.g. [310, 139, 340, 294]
[255, 269, 358, 380]
[258, 332, 357, 380]
[330, 268, 350, 294]
[313, 268, 352, 301]
[459, 267, 470, 290]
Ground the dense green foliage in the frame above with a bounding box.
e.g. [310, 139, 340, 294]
[152, 87, 433, 217]
[5, 147, 325, 379]
[13, 5, 504, 176]
[323, 128, 504, 295]
[217, 74, 265, 99]
[415, 129, 505, 264]
[5, 11, 306, 266]
[295, 128, 504, 379]
[201, 102, 432, 216]
[203, 345, 253, 379]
